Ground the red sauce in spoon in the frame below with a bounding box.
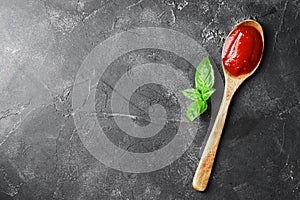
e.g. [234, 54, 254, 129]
[222, 25, 263, 76]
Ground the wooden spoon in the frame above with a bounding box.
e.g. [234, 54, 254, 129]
[192, 19, 264, 192]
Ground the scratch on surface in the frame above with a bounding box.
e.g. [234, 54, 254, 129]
[127, 0, 144, 9]
[96, 111, 200, 125]
[279, 122, 286, 155]
[80, 79, 95, 108]
[272, 0, 288, 55]
[0, 104, 45, 147]
[58, 85, 72, 103]
[175, 166, 192, 184]
[279, 102, 300, 119]
[281, 154, 290, 172]
[0, 108, 21, 121]
[218, 166, 234, 175]
[261, 7, 277, 18]
[295, 181, 300, 190]
[101, 80, 146, 114]
[186, 152, 199, 164]
[69, 129, 77, 141]
[158, 8, 176, 26]
[103, 87, 109, 108]
[35, 76, 54, 98]
[233, 182, 248, 192]
[22, 145, 31, 154]
[102, 112, 138, 120]
[24, 68, 54, 98]
[80, 0, 112, 23]
[170, 9, 176, 24]
[281, 69, 300, 79]
[53, 125, 64, 173]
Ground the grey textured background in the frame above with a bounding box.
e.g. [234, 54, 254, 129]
[0, 0, 299, 199]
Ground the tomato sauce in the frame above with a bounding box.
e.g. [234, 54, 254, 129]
[222, 25, 263, 76]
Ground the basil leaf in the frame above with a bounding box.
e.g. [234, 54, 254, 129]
[182, 88, 200, 101]
[201, 88, 216, 101]
[195, 56, 215, 91]
[196, 99, 208, 115]
[186, 99, 208, 122]
[186, 101, 201, 122]
[182, 57, 216, 122]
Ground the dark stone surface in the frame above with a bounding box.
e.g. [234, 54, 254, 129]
[0, 0, 299, 199]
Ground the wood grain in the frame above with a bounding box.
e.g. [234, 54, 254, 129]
[192, 19, 264, 192]
[192, 78, 238, 192]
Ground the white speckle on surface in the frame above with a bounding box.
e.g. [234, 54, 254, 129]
[140, 8, 160, 24]
[177, 0, 189, 10]
[48, 9, 81, 34]
[111, 188, 122, 197]
[77, 1, 85, 12]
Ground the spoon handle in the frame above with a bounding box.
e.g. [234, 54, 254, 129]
[192, 88, 234, 191]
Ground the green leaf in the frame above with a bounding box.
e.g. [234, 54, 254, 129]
[182, 88, 200, 101]
[196, 99, 208, 115]
[186, 99, 208, 122]
[182, 57, 216, 122]
[186, 102, 200, 122]
[201, 88, 216, 101]
[195, 56, 215, 91]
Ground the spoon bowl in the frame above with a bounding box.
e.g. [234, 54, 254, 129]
[192, 19, 264, 192]
[223, 19, 264, 84]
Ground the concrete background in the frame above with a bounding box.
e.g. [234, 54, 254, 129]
[0, 0, 299, 199]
